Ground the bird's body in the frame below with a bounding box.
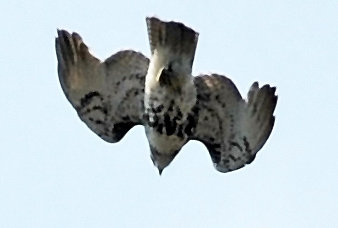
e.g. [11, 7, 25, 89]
[55, 17, 278, 174]
[144, 18, 198, 172]
[144, 81, 196, 173]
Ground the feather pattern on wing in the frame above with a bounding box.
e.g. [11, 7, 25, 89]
[190, 74, 277, 173]
[55, 30, 149, 143]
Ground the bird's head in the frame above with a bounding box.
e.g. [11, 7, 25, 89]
[156, 59, 193, 93]
[149, 48, 191, 83]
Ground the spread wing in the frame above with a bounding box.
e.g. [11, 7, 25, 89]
[55, 30, 149, 143]
[190, 74, 277, 173]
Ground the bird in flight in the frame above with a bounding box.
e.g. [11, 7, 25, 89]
[55, 17, 277, 174]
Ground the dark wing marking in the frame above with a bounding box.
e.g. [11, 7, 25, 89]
[189, 74, 277, 173]
[56, 30, 149, 143]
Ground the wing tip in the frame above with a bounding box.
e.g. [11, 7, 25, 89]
[55, 29, 90, 67]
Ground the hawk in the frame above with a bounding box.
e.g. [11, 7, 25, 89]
[55, 17, 277, 174]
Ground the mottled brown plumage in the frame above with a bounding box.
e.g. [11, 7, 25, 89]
[56, 17, 277, 174]
[56, 30, 148, 143]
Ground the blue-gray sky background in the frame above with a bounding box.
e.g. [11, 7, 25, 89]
[1, 0, 337, 227]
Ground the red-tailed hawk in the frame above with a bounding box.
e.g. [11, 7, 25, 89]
[55, 17, 277, 174]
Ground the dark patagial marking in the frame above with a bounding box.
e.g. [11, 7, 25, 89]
[112, 122, 135, 142]
[80, 91, 102, 107]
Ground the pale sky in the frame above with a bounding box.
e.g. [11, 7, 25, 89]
[1, 0, 338, 227]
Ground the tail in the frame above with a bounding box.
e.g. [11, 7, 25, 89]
[245, 82, 278, 154]
[146, 17, 199, 68]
